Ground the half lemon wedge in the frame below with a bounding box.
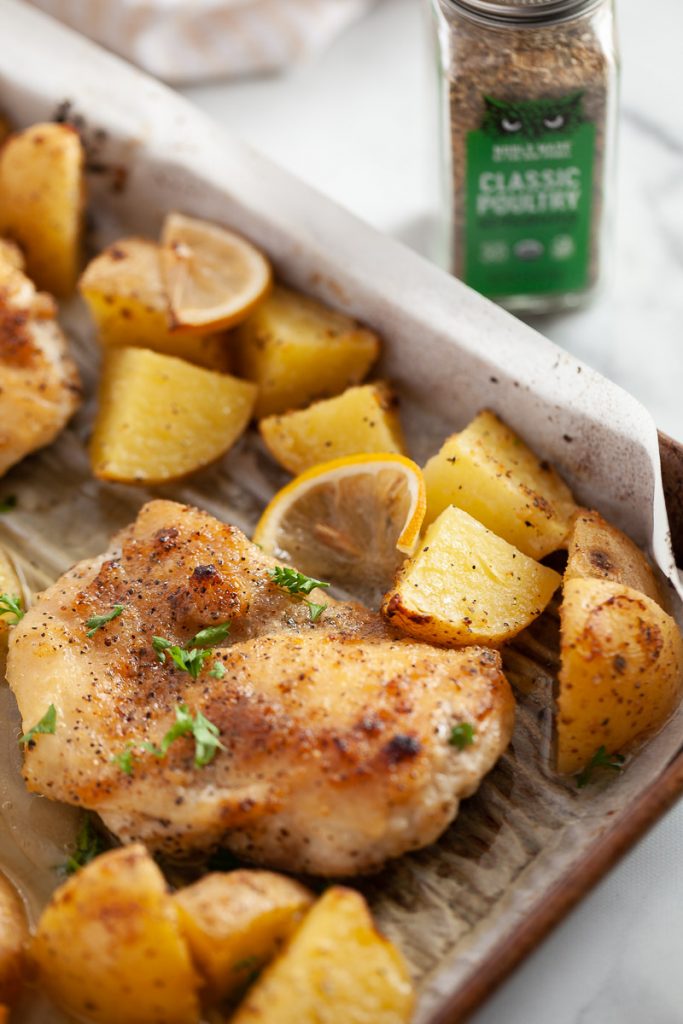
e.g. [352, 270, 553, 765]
[253, 453, 426, 607]
[161, 212, 271, 332]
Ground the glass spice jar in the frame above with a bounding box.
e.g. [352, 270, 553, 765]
[429, 0, 619, 313]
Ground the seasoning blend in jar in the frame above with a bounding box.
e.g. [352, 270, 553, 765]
[430, 0, 619, 312]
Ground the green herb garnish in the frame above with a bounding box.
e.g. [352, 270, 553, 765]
[85, 603, 124, 638]
[576, 746, 626, 788]
[152, 635, 172, 661]
[152, 621, 231, 678]
[188, 622, 231, 648]
[148, 704, 224, 767]
[168, 646, 211, 680]
[191, 710, 225, 767]
[305, 600, 327, 623]
[114, 704, 225, 774]
[20, 704, 57, 745]
[0, 593, 24, 624]
[0, 495, 16, 513]
[271, 566, 330, 596]
[209, 661, 226, 680]
[271, 567, 330, 622]
[111, 745, 135, 776]
[449, 723, 475, 750]
[64, 814, 106, 875]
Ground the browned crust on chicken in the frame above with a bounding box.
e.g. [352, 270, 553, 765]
[8, 501, 515, 875]
[0, 260, 81, 477]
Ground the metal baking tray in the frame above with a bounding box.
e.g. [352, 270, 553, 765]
[1, 3, 681, 1021]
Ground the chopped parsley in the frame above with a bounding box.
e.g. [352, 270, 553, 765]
[152, 635, 173, 661]
[576, 746, 626, 788]
[85, 603, 124, 638]
[64, 814, 106, 875]
[111, 745, 135, 776]
[449, 723, 475, 750]
[153, 637, 209, 678]
[209, 661, 226, 680]
[0, 593, 24, 624]
[191, 709, 225, 767]
[19, 704, 57, 745]
[113, 704, 225, 774]
[305, 601, 327, 623]
[271, 566, 330, 596]
[0, 495, 16, 514]
[188, 622, 231, 648]
[152, 621, 231, 679]
[169, 646, 211, 679]
[271, 566, 330, 622]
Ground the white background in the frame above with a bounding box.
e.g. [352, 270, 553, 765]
[182, 2, 683, 1021]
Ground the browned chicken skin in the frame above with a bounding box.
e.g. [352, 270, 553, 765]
[0, 257, 81, 476]
[8, 501, 515, 875]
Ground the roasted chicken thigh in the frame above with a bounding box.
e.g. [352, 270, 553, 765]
[8, 500, 514, 875]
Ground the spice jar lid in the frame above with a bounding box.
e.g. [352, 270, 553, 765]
[448, 0, 603, 25]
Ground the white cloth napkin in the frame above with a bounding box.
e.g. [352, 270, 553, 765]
[25, 0, 376, 84]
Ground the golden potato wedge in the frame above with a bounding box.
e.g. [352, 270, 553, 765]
[557, 578, 683, 775]
[79, 238, 232, 371]
[382, 505, 561, 646]
[0, 123, 85, 295]
[174, 870, 313, 1003]
[423, 409, 578, 559]
[565, 509, 666, 608]
[230, 887, 414, 1024]
[30, 844, 200, 1024]
[234, 285, 380, 418]
[0, 872, 28, 1006]
[259, 383, 406, 475]
[90, 347, 257, 485]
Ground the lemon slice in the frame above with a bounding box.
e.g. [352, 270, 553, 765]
[253, 453, 426, 607]
[161, 212, 271, 332]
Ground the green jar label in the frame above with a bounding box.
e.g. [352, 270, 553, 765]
[464, 93, 595, 298]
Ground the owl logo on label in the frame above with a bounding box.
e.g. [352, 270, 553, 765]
[481, 92, 585, 140]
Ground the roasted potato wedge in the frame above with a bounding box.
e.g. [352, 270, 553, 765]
[423, 409, 577, 559]
[259, 383, 405, 475]
[80, 238, 232, 371]
[174, 870, 313, 1003]
[383, 504, 561, 646]
[90, 347, 257, 485]
[557, 578, 683, 774]
[30, 844, 201, 1024]
[0, 123, 85, 295]
[234, 285, 380, 418]
[565, 509, 666, 608]
[0, 872, 28, 1006]
[230, 886, 414, 1024]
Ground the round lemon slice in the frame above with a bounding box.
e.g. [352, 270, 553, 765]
[161, 212, 272, 332]
[253, 453, 426, 607]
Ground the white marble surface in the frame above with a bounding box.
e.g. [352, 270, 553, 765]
[181, 2, 683, 1021]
